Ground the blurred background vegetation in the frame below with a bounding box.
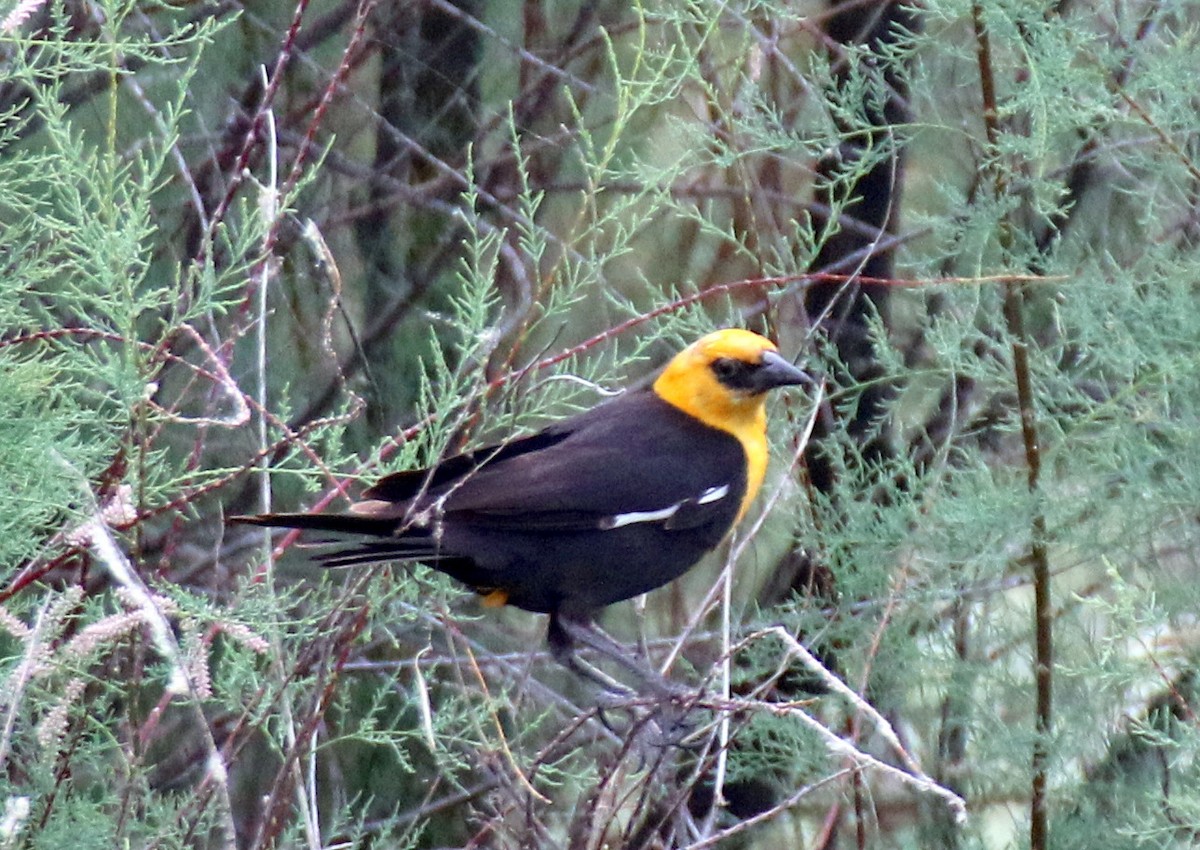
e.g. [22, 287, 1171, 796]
[3, 0, 1200, 847]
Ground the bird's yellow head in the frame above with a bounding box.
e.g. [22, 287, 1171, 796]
[652, 329, 808, 437]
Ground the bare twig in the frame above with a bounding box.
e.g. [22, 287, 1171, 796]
[971, 7, 1053, 849]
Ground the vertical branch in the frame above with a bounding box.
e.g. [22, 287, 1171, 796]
[1004, 278, 1054, 850]
[971, 7, 1053, 850]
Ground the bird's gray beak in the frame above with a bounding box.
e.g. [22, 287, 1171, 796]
[753, 350, 811, 391]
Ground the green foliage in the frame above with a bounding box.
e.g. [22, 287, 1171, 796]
[3, 0, 1200, 848]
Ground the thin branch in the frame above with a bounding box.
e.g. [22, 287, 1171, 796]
[971, 7, 1053, 850]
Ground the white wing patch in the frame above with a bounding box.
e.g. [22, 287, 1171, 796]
[600, 484, 730, 530]
[696, 484, 730, 505]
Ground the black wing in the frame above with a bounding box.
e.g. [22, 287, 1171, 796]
[422, 390, 747, 532]
[235, 390, 748, 556]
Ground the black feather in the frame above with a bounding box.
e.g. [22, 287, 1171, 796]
[234, 390, 747, 614]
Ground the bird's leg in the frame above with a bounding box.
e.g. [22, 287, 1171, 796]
[548, 613, 706, 754]
[548, 612, 684, 699]
[547, 613, 637, 698]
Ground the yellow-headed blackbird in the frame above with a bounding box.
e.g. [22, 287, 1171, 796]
[235, 329, 807, 685]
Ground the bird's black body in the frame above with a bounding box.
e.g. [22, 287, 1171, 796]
[234, 329, 809, 693]
[247, 390, 747, 616]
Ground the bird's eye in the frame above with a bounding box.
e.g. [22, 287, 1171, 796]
[711, 358, 742, 380]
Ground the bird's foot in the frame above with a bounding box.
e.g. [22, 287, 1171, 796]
[548, 613, 687, 699]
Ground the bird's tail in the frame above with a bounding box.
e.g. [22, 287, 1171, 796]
[230, 512, 395, 537]
[231, 512, 455, 569]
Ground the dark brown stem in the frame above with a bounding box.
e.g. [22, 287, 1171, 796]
[972, 6, 1053, 850]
